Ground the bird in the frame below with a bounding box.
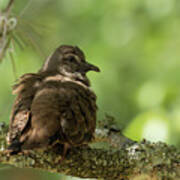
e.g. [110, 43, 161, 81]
[6, 45, 100, 157]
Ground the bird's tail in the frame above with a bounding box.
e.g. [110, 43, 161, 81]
[7, 140, 23, 154]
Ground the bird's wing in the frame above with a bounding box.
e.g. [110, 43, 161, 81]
[7, 73, 42, 145]
[57, 81, 97, 145]
[19, 80, 97, 149]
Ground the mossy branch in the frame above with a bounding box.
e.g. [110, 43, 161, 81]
[0, 123, 179, 180]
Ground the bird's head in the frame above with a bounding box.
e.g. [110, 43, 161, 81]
[41, 45, 100, 85]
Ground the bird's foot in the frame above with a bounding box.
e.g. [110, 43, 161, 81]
[53, 143, 70, 164]
[59, 143, 70, 163]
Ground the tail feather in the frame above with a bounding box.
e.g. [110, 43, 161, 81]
[7, 140, 23, 154]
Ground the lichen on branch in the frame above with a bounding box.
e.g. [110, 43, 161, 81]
[0, 122, 179, 180]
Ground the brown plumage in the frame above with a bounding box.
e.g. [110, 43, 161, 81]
[7, 45, 100, 154]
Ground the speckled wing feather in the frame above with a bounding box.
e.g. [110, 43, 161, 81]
[7, 73, 42, 145]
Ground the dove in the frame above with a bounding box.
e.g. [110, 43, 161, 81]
[7, 45, 100, 157]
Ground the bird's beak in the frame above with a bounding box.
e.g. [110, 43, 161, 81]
[82, 62, 100, 72]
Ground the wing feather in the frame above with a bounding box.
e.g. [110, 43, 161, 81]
[58, 81, 97, 145]
[7, 73, 42, 144]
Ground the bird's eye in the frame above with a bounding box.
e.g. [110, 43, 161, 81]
[68, 56, 76, 63]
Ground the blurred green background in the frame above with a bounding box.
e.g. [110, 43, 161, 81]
[0, 0, 180, 179]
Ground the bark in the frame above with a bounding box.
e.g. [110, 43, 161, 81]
[0, 122, 179, 180]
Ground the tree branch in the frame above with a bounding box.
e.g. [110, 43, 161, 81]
[0, 122, 179, 180]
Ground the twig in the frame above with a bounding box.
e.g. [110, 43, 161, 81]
[9, 50, 17, 80]
[3, 0, 15, 13]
